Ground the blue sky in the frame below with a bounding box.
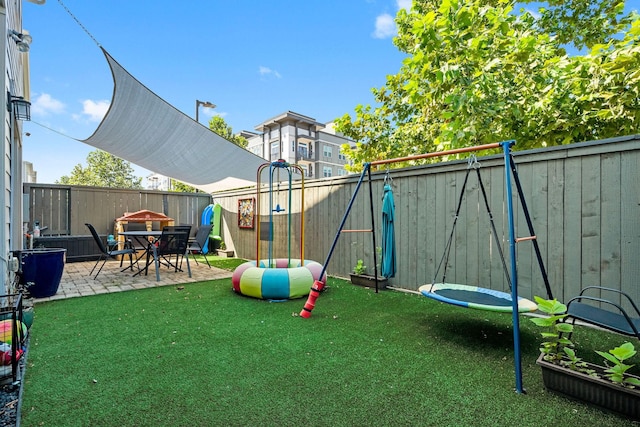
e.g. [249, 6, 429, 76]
[22, 1, 640, 184]
[23, 0, 411, 184]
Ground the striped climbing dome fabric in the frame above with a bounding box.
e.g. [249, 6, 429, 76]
[232, 259, 326, 300]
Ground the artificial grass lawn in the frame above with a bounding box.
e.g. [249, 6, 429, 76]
[21, 278, 638, 427]
[192, 254, 246, 271]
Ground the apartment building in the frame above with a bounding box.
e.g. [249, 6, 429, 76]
[146, 173, 173, 191]
[23, 161, 37, 183]
[245, 111, 354, 179]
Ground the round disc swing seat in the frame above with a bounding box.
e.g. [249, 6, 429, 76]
[420, 155, 539, 314]
[419, 283, 537, 313]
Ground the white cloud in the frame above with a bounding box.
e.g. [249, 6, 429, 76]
[81, 99, 110, 122]
[372, 1, 412, 39]
[201, 109, 224, 121]
[373, 13, 396, 39]
[397, 0, 411, 11]
[30, 93, 65, 116]
[524, 8, 541, 19]
[259, 65, 282, 79]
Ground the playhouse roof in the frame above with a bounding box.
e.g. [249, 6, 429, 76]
[116, 209, 173, 222]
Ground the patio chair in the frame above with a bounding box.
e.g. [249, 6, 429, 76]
[564, 286, 640, 340]
[85, 223, 136, 279]
[149, 226, 191, 281]
[180, 223, 198, 240]
[187, 225, 213, 268]
[165, 225, 192, 269]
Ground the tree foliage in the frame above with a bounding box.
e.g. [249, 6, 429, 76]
[336, 0, 639, 171]
[57, 150, 143, 188]
[170, 180, 200, 193]
[532, 0, 632, 50]
[209, 115, 248, 148]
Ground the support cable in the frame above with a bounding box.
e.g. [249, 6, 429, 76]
[57, 0, 101, 47]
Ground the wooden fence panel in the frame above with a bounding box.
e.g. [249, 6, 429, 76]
[421, 172, 436, 286]
[487, 165, 508, 293]
[581, 156, 602, 298]
[620, 150, 640, 311]
[328, 180, 350, 273]
[213, 135, 640, 309]
[517, 162, 536, 300]
[562, 156, 583, 303]
[452, 169, 468, 286]
[415, 174, 429, 286]
[546, 160, 565, 300]
[432, 171, 449, 287]
[28, 186, 69, 235]
[25, 184, 211, 237]
[600, 153, 622, 306]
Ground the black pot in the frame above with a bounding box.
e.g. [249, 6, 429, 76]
[349, 274, 388, 290]
[15, 248, 66, 298]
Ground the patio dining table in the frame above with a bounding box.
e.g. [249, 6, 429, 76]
[119, 230, 162, 277]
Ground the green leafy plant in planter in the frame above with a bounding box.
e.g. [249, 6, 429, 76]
[353, 259, 367, 275]
[560, 347, 594, 375]
[215, 240, 234, 257]
[529, 296, 577, 363]
[531, 296, 640, 419]
[596, 342, 640, 389]
[350, 258, 387, 289]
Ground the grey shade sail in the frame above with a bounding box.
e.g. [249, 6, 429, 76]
[81, 47, 265, 192]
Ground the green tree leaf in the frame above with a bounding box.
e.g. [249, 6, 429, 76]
[56, 150, 142, 189]
[609, 341, 637, 361]
[208, 115, 248, 148]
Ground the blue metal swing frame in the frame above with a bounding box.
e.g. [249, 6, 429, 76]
[300, 140, 556, 394]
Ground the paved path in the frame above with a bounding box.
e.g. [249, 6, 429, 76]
[34, 258, 234, 303]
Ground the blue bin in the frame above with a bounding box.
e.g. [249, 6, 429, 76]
[18, 248, 66, 298]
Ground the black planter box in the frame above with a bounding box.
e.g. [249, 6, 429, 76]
[537, 354, 640, 420]
[215, 250, 234, 258]
[349, 274, 388, 290]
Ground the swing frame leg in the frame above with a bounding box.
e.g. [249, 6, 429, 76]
[299, 141, 531, 395]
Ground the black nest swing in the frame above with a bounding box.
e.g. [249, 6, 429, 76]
[419, 155, 552, 312]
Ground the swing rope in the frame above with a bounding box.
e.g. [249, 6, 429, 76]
[476, 161, 513, 291]
[383, 167, 393, 186]
[432, 163, 472, 286]
[269, 162, 293, 264]
[431, 155, 512, 291]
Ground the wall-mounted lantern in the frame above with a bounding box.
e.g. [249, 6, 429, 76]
[7, 93, 31, 121]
